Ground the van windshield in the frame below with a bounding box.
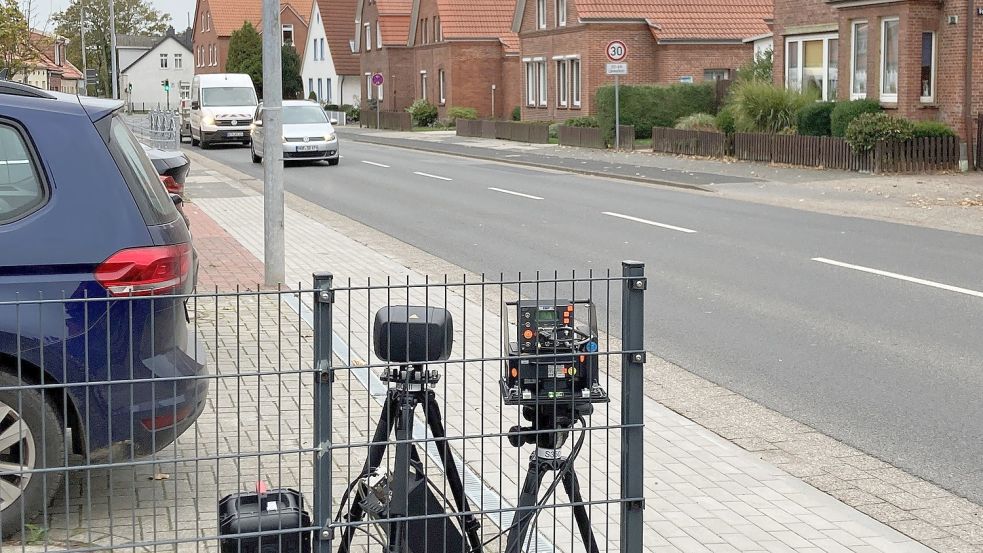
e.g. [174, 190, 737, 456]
[202, 86, 257, 107]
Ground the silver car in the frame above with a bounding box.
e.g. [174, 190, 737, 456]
[250, 100, 340, 165]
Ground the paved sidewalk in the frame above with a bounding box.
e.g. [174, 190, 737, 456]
[339, 127, 983, 237]
[185, 162, 941, 552]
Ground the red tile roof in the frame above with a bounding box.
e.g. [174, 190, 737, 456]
[318, 0, 360, 75]
[573, 0, 770, 41]
[379, 15, 412, 45]
[207, 0, 312, 37]
[436, 0, 518, 53]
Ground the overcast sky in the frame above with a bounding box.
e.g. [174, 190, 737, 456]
[29, 0, 198, 31]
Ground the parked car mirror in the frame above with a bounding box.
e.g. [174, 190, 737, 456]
[191, 101, 199, 110]
[170, 193, 183, 207]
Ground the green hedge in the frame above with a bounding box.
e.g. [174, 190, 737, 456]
[563, 116, 599, 128]
[830, 99, 881, 137]
[912, 120, 956, 138]
[797, 102, 835, 136]
[845, 112, 914, 152]
[596, 83, 716, 140]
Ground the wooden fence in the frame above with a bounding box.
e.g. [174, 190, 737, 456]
[360, 109, 413, 131]
[735, 133, 874, 171]
[558, 126, 606, 149]
[652, 128, 728, 157]
[616, 125, 635, 150]
[456, 120, 550, 143]
[873, 136, 961, 173]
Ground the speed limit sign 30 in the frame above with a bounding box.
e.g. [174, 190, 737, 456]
[606, 40, 627, 62]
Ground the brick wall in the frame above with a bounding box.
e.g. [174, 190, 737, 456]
[653, 43, 753, 83]
[501, 56, 523, 119]
[360, 47, 415, 111]
[448, 42, 508, 119]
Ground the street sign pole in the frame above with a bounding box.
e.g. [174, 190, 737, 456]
[109, 0, 118, 99]
[262, 0, 285, 286]
[615, 75, 620, 150]
[606, 40, 627, 150]
[79, 0, 87, 95]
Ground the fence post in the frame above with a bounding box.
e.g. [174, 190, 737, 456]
[313, 272, 334, 553]
[621, 261, 645, 553]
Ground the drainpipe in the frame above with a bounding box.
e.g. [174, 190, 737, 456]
[966, 0, 976, 169]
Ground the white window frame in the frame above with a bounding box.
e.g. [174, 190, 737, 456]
[571, 58, 581, 107]
[880, 17, 899, 103]
[920, 31, 936, 103]
[538, 62, 547, 106]
[174, 53, 182, 69]
[557, 60, 568, 107]
[525, 62, 536, 106]
[321, 38, 326, 60]
[420, 70, 428, 101]
[784, 33, 838, 101]
[318, 78, 323, 101]
[537, 0, 546, 29]
[850, 20, 868, 99]
[438, 69, 446, 105]
[557, 0, 566, 27]
[377, 22, 382, 49]
[160, 53, 168, 69]
[282, 24, 294, 46]
[366, 73, 373, 100]
[365, 23, 372, 51]
[326, 78, 332, 103]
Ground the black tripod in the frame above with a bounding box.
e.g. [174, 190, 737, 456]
[338, 366, 482, 553]
[505, 407, 599, 553]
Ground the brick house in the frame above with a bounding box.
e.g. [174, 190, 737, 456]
[406, 0, 520, 119]
[192, 0, 312, 75]
[773, 0, 982, 148]
[511, 0, 772, 122]
[354, 0, 415, 112]
[12, 32, 84, 94]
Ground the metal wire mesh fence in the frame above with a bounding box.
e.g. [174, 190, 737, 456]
[0, 264, 645, 553]
[127, 109, 183, 151]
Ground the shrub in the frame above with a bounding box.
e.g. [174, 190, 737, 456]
[447, 106, 478, 124]
[563, 116, 599, 128]
[845, 112, 914, 152]
[406, 98, 439, 127]
[735, 49, 773, 83]
[796, 102, 835, 136]
[324, 104, 340, 111]
[343, 104, 359, 122]
[715, 106, 736, 135]
[674, 113, 718, 131]
[308, 91, 318, 101]
[912, 120, 956, 138]
[512, 106, 521, 121]
[830, 99, 881, 137]
[595, 82, 716, 141]
[727, 81, 816, 134]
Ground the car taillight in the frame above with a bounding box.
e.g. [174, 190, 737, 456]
[141, 403, 195, 431]
[95, 244, 192, 296]
[160, 175, 183, 195]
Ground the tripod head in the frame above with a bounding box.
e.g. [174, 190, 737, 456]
[507, 404, 593, 450]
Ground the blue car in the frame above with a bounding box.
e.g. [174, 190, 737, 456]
[0, 81, 208, 532]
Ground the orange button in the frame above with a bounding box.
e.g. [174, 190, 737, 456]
[511, 368, 518, 377]
[563, 318, 570, 324]
[523, 329, 534, 339]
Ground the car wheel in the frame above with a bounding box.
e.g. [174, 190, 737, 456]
[200, 138, 210, 150]
[328, 158, 340, 166]
[251, 145, 261, 164]
[0, 371, 65, 538]
[190, 133, 199, 147]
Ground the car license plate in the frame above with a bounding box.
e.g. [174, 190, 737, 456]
[226, 131, 244, 138]
[297, 145, 319, 152]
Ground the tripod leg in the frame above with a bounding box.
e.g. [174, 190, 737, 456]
[505, 460, 549, 553]
[338, 392, 399, 553]
[387, 390, 416, 553]
[562, 469, 599, 553]
[423, 396, 482, 551]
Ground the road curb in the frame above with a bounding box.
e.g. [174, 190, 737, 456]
[342, 133, 716, 193]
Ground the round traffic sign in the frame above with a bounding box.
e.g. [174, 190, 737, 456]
[606, 41, 628, 62]
[372, 73, 384, 86]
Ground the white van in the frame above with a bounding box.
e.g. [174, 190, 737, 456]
[189, 73, 258, 149]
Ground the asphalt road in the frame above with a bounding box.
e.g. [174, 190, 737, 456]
[195, 140, 983, 505]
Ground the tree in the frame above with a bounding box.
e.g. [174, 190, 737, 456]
[0, 0, 38, 80]
[281, 44, 303, 99]
[226, 22, 263, 93]
[52, 0, 170, 96]
[735, 49, 774, 83]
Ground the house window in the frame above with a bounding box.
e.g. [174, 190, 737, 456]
[321, 38, 325, 61]
[160, 53, 168, 69]
[880, 17, 899, 101]
[366, 74, 373, 100]
[784, 34, 838, 101]
[422, 20, 428, 44]
[283, 24, 294, 46]
[206, 13, 211, 31]
[174, 53, 182, 69]
[420, 71, 428, 101]
[538, 62, 547, 106]
[318, 78, 323, 101]
[436, 17, 442, 41]
[309, 78, 314, 97]
[556, 0, 566, 26]
[313, 38, 318, 59]
[377, 21, 382, 49]
[850, 21, 868, 98]
[920, 31, 935, 102]
[438, 69, 446, 104]
[365, 24, 371, 51]
[704, 69, 730, 81]
[433, 17, 438, 41]
[378, 82, 383, 101]
[571, 58, 581, 106]
[326, 78, 332, 103]
[537, 0, 546, 29]
[526, 63, 536, 106]
[557, 60, 568, 107]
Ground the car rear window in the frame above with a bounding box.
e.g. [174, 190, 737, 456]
[0, 122, 46, 223]
[104, 115, 178, 226]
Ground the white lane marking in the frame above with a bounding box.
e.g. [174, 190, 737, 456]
[413, 171, 452, 181]
[812, 258, 983, 299]
[360, 160, 390, 168]
[602, 211, 697, 234]
[488, 187, 544, 200]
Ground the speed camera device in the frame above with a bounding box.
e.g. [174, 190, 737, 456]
[373, 305, 453, 364]
[502, 299, 608, 406]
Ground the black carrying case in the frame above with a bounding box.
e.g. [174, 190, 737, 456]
[219, 487, 312, 553]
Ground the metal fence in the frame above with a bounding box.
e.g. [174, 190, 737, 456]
[0, 264, 646, 553]
[127, 108, 183, 151]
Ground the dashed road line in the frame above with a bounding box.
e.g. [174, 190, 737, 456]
[487, 187, 544, 200]
[602, 211, 697, 234]
[360, 160, 390, 168]
[812, 257, 983, 298]
[413, 171, 453, 181]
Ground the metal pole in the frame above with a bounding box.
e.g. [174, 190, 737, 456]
[109, 0, 118, 99]
[620, 261, 645, 553]
[79, 0, 87, 95]
[614, 75, 621, 149]
[262, 0, 285, 285]
[312, 273, 334, 553]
